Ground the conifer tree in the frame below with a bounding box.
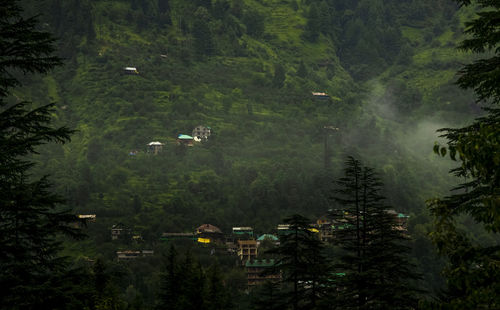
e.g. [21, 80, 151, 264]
[156, 246, 181, 310]
[331, 157, 421, 309]
[0, 1, 83, 308]
[267, 214, 331, 310]
[429, 0, 500, 308]
[252, 280, 284, 310]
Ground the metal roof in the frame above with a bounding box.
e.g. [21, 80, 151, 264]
[178, 134, 194, 140]
[257, 234, 278, 241]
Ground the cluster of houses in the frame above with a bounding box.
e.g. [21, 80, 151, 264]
[158, 210, 409, 287]
[82, 209, 409, 287]
[128, 125, 212, 156]
[77, 209, 410, 286]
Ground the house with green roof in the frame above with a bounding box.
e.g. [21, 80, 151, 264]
[245, 259, 281, 287]
[256, 234, 279, 246]
[177, 134, 194, 146]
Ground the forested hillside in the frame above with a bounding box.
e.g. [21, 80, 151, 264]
[11, 0, 486, 305]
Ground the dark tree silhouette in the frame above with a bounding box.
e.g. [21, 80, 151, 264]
[331, 157, 421, 309]
[0, 1, 82, 308]
[267, 214, 331, 310]
[429, 0, 500, 308]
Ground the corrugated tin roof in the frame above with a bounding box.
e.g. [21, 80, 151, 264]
[245, 259, 276, 267]
[178, 134, 194, 140]
[257, 234, 278, 241]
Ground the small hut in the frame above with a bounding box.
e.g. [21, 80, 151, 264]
[312, 92, 330, 99]
[177, 134, 194, 146]
[147, 141, 164, 154]
[123, 67, 139, 75]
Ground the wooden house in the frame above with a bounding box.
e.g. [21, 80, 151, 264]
[237, 240, 258, 262]
[245, 259, 281, 287]
[196, 224, 224, 243]
[147, 141, 164, 154]
[116, 250, 154, 261]
[123, 67, 139, 75]
[177, 134, 194, 146]
[256, 234, 279, 247]
[232, 227, 254, 240]
[111, 223, 132, 241]
[78, 214, 96, 222]
[192, 125, 211, 141]
[312, 92, 330, 99]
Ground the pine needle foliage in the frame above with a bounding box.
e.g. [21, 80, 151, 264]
[266, 214, 332, 310]
[429, 1, 500, 308]
[0, 0, 81, 308]
[331, 156, 421, 310]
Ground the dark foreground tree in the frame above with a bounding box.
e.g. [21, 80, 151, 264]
[429, 0, 500, 308]
[156, 246, 233, 310]
[266, 214, 331, 310]
[251, 280, 284, 310]
[331, 157, 421, 309]
[0, 1, 82, 308]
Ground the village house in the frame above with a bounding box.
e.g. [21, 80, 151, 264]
[316, 215, 334, 242]
[256, 234, 279, 247]
[245, 259, 281, 287]
[147, 141, 164, 154]
[312, 91, 330, 99]
[78, 214, 96, 222]
[192, 125, 211, 141]
[385, 210, 410, 231]
[111, 223, 132, 241]
[116, 250, 154, 261]
[196, 224, 224, 243]
[232, 227, 254, 239]
[123, 67, 139, 75]
[237, 239, 258, 262]
[177, 134, 194, 146]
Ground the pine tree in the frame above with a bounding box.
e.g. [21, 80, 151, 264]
[0, 1, 82, 308]
[331, 157, 421, 309]
[252, 280, 284, 310]
[205, 264, 232, 310]
[267, 214, 331, 310]
[429, 0, 500, 308]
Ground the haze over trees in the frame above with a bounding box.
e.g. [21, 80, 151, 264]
[1, 0, 499, 309]
[429, 0, 500, 308]
[0, 1, 82, 308]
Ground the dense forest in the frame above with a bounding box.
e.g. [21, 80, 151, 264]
[1, 0, 500, 309]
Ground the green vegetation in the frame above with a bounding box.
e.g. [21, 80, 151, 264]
[331, 157, 421, 309]
[429, 0, 500, 308]
[3, 0, 499, 309]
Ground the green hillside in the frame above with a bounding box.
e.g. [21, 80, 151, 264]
[13, 0, 482, 297]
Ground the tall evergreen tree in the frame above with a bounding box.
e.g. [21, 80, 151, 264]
[429, 0, 500, 308]
[252, 280, 284, 310]
[0, 0, 82, 308]
[267, 214, 331, 310]
[331, 157, 421, 309]
[156, 246, 181, 310]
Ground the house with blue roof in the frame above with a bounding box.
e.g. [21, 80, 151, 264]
[177, 134, 194, 146]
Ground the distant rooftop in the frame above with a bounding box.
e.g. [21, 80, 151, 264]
[148, 141, 164, 146]
[257, 234, 278, 241]
[245, 259, 276, 268]
[178, 134, 194, 140]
